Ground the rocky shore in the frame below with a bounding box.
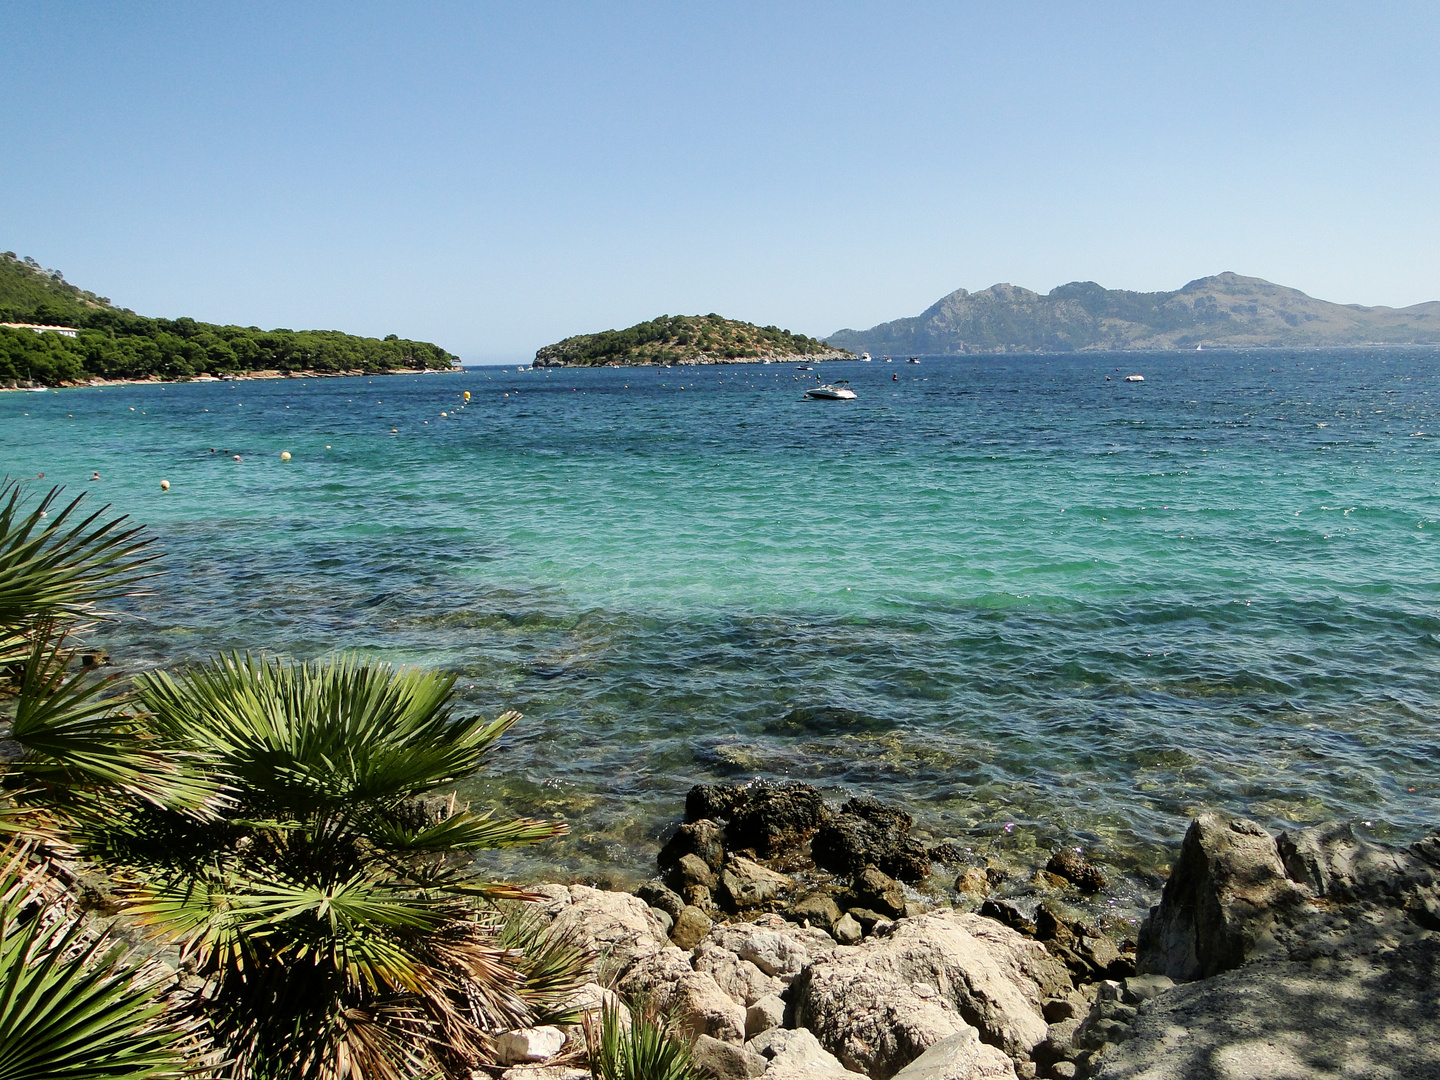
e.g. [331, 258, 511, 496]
[491, 782, 1440, 1080]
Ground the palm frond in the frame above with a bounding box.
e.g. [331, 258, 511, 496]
[0, 483, 159, 658]
[0, 847, 193, 1080]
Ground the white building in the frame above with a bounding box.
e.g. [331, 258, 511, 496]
[1, 322, 80, 338]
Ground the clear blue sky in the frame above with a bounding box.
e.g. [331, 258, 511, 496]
[3, 1, 1438, 362]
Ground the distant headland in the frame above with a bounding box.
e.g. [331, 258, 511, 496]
[828, 272, 1440, 354]
[0, 251, 459, 387]
[533, 313, 850, 367]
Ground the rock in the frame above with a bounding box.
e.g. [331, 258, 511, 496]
[1048, 1064, 1077, 1080]
[955, 869, 990, 897]
[1119, 974, 1172, 1005]
[561, 983, 629, 1028]
[888, 1030, 1018, 1080]
[688, 784, 752, 823]
[746, 993, 787, 1038]
[847, 907, 894, 932]
[978, 900, 1037, 938]
[494, 1026, 567, 1065]
[1033, 904, 1129, 981]
[500, 1068, 590, 1080]
[684, 884, 715, 911]
[1041, 998, 1080, 1023]
[542, 884, 670, 975]
[1276, 819, 1422, 905]
[854, 867, 907, 918]
[726, 780, 831, 857]
[792, 910, 1071, 1075]
[790, 894, 843, 931]
[692, 1033, 769, 1080]
[653, 908, 675, 935]
[708, 915, 836, 981]
[833, 913, 862, 944]
[1136, 813, 1309, 982]
[812, 796, 932, 883]
[929, 843, 969, 865]
[693, 942, 783, 1005]
[1044, 851, 1107, 893]
[638, 878, 688, 920]
[1092, 939, 1440, 1080]
[720, 856, 795, 911]
[678, 853, 720, 892]
[660, 819, 728, 873]
[750, 1028, 870, 1080]
[673, 905, 715, 950]
[619, 949, 747, 1044]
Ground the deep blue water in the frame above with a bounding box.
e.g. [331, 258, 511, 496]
[5, 349, 1439, 909]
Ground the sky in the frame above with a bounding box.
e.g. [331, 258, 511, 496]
[3, 1, 1439, 363]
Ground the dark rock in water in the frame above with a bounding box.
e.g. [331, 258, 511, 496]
[789, 893, 843, 931]
[762, 705, 889, 735]
[659, 819, 727, 873]
[671, 905, 715, 950]
[928, 842, 969, 864]
[725, 781, 830, 857]
[979, 899, 1037, 937]
[1046, 849, 1107, 893]
[637, 879, 687, 920]
[1137, 812, 1309, 982]
[687, 784, 751, 823]
[812, 795, 930, 882]
[852, 867, 906, 918]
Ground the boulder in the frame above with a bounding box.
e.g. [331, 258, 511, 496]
[673, 905, 716, 950]
[1277, 820, 1422, 905]
[853, 867, 907, 918]
[691, 1033, 769, 1080]
[792, 910, 1070, 1076]
[678, 853, 720, 892]
[955, 869, 990, 897]
[693, 942, 783, 1005]
[540, 884, 670, 975]
[833, 913, 862, 945]
[1136, 814, 1309, 982]
[750, 1028, 870, 1080]
[618, 948, 747, 1044]
[726, 780, 831, 856]
[494, 1026, 567, 1065]
[660, 819, 728, 873]
[1033, 904, 1130, 981]
[812, 796, 931, 882]
[790, 894, 843, 931]
[560, 982, 629, 1029]
[638, 878, 688, 920]
[888, 1030, 1018, 1080]
[720, 856, 795, 911]
[1044, 850, 1107, 893]
[688, 784, 752, 823]
[746, 993, 787, 1038]
[708, 915, 836, 981]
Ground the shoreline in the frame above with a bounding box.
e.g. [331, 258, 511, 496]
[531, 348, 853, 369]
[0, 366, 463, 392]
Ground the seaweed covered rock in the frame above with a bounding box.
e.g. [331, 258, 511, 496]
[727, 781, 830, 857]
[660, 819, 727, 873]
[811, 796, 931, 882]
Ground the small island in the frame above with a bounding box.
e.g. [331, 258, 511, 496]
[533, 313, 851, 367]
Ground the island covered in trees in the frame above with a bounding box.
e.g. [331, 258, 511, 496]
[0, 251, 459, 386]
[533, 313, 849, 367]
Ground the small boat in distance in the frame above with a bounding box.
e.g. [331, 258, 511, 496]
[805, 381, 857, 400]
[883, 355, 893, 362]
[907, 356, 920, 364]
[1124, 374, 1145, 382]
[860, 352, 872, 362]
[796, 364, 813, 371]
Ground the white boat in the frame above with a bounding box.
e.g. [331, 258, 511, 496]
[860, 352, 872, 362]
[1124, 374, 1145, 382]
[805, 381, 857, 400]
[907, 356, 920, 364]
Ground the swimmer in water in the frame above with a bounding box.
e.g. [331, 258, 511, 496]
[91, 471, 100, 481]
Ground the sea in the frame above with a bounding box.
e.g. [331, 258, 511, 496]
[6, 349, 1440, 916]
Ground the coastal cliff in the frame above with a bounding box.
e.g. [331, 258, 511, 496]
[534, 313, 850, 367]
[829, 272, 1440, 354]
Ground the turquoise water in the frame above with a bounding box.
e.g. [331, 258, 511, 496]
[5, 351, 1440, 904]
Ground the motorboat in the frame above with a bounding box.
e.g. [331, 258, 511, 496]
[796, 364, 813, 371]
[907, 356, 920, 364]
[860, 352, 872, 362]
[805, 381, 857, 400]
[883, 355, 893, 362]
[1124, 374, 1145, 382]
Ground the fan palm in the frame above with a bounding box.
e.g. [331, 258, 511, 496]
[101, 653, 586, 1080]
[0, 845, 193, 1080]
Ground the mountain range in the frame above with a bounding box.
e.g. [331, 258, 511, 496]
[827, 273, 1440, 354]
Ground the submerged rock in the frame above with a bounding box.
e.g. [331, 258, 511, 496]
[1044, 850, 1107, 894]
